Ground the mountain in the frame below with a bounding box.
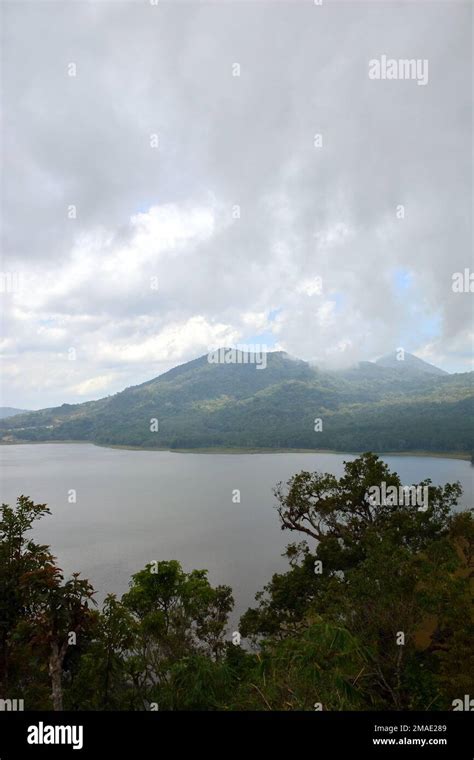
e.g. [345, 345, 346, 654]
[0, 407, 29, 419]
[375, 351, 448, 376]
[0, 350, 472, 454]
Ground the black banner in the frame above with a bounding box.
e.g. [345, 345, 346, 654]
[0, 711, 472, 758]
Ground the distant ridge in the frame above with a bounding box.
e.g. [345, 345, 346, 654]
[0, 407, 29, 419]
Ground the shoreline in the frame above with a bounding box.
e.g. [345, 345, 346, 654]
[0, 439, 471, 461]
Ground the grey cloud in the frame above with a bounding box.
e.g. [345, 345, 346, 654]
[1, 0, 472, 407]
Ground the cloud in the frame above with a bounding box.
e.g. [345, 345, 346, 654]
[0, 0, 471, 407]
[72, 374, 117, 397]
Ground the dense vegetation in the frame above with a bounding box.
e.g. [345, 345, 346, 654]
[1, 454, 472, 711]
[0, 352, 473, 454]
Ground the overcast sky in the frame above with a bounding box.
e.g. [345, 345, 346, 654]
[1, 0, 472, 409]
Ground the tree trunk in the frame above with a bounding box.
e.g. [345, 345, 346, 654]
[0, 636, 9, 697]
[49, 641, 67, 711]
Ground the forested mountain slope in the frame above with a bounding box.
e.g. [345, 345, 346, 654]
[1, 351, 472, 453]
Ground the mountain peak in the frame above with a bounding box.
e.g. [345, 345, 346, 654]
[375, 351, 448, 376]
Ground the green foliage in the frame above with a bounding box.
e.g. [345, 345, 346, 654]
[235, 622, 365, 711]
[241, 454, 473, 710]
[0, 496, 95, 709]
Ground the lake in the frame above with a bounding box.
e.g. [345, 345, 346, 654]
[1, 444, 472, 627]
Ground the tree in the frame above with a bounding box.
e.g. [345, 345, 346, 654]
[0, 496, 52, 697]
[121, 560, 233, 708]
[0, 496, 95, 709]
[274, 453, 459, 569]
[25, 570, 95, 710]
[241, 453, 472, 710]
[66, 594, 136, 710]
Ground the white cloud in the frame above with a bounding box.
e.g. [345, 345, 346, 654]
[0, 1, 471, 407]
[95, 316, 241, 364]
[72, 374, 117, 396]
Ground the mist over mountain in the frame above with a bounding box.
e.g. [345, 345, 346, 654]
[1, 351, 472, 454]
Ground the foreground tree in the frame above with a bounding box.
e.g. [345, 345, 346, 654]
[24, 570, 95, 710]
[121, 560, 233, 708]
[241, 453, 473, 710]
[0, 496, 52, 697]
[0, 496, 95, 709]
[66, 593, 136, 710]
